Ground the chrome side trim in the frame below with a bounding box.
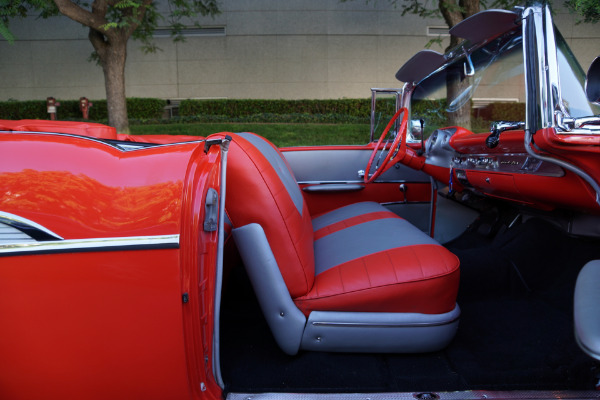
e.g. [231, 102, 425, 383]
[0, 234, 180, 256]
[297, 179, 428, 185]
[0, 223, 36, 244]
[0, 130, 204, 152]
[0, 211, 64, 241]
[381, 201, 431, 206]
[302, 184, 365, 192]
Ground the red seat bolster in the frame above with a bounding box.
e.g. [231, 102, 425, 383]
[222, 132, 315, 297]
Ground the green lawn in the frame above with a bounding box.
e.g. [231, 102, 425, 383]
[130, 122, 371, 147]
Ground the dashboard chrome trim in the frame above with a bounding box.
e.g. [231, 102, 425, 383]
[450, 153, 564, 177]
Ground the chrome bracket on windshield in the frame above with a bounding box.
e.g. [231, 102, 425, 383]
[462, 47, 475, 77]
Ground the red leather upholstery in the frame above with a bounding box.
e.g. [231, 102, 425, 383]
[224, 132, 315, 298]
[220, 132, 459, 318]
[313, 210, 397, 240]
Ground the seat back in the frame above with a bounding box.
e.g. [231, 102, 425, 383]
[224, 132, 315, 298]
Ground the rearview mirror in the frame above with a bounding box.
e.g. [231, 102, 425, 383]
[586, 56, 600, 105]
[410, 119, 424, 141]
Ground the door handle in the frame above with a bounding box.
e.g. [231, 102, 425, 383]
[399, 184, 407, 203]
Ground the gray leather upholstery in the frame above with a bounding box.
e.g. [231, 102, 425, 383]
[233, 223, 307, 355]
[301, 307, 460, 353]
[315, 216, 439, 275]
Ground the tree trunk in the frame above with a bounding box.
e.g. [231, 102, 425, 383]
[446, 65, 472, 131]
[89, 29, 130, 134]
[102, 39, 129, 134]
[52, 0, 153, 134]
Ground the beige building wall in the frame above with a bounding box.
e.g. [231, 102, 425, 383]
[0, 0, 598, 102]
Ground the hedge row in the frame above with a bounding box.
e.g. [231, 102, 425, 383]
[0, 98, 166, 120]
[171, 113, 369, 124]
[179, 99, 373, 118]
[480, 102, 526, 121]
[0, 98, 526, 128]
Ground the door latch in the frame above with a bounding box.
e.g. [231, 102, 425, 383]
[204, 188, 219, 232]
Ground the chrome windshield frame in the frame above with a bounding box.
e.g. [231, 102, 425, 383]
[530, 3, 600, 135]
[522, 2, 600, 204]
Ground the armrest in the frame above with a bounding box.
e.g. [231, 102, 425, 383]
[574, 260, 600, 361]
[302, 183, 365, 192]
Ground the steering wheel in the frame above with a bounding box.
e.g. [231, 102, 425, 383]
[364, 107, 409, 183]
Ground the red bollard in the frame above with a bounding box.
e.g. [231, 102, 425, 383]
[79, 97, 93, 120]
[46, 97, 60, 120]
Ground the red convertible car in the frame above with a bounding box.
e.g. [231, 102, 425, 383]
[2, 2, 600, 399]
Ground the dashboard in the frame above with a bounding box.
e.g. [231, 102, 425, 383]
[423, 127, 599, 213]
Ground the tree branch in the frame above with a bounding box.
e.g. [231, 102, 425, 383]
[52, 0, 108, 32]
[439, 0, 463, 28]
[124, 0, 153, 38]
[459, 0, 480, 19]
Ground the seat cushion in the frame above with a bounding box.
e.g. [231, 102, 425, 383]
[294, 202, 460, 316]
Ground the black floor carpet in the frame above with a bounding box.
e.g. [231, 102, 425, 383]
[220, 218, 600, 393]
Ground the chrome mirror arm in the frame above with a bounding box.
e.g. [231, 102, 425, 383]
[555, 110, 600, 131]
[486, 120, 526, 148]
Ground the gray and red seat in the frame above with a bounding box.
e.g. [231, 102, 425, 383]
[223, 132, 460, 355]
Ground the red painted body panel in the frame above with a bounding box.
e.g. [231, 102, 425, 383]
[0, 127, 224, 400]
[0, 119, 118, 139]
[0, 133, 198, 239]
[178, 138, 223, 400]
[536, 127, 600, 184]
[0, 250, 191, 399]
[449, 127, 526, 154]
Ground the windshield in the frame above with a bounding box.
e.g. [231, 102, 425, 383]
[410, 28, 525, 137]
[555, 28, 600, 118]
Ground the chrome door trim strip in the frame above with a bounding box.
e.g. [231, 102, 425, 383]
[310, 316, 459, 329]
[297, 179, 430, 185]
[0, 211, 64, 241]
[0, 234, 180, 256]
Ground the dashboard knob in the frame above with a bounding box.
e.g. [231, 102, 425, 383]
[486, 133, 500, 148]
